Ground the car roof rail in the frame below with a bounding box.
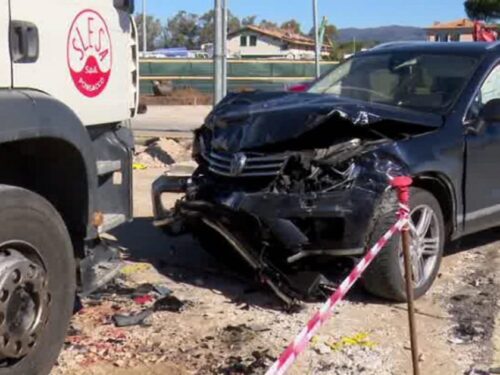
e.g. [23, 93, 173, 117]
[371, 41, 424, 50]
[486, 41, 500, 50]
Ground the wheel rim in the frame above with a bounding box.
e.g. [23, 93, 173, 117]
[399, 204, 440, 289]
[0, 242, 49, 361]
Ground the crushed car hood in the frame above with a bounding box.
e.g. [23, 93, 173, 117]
[204, 91, 443, 152]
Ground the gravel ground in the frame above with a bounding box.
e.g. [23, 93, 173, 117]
[52, 139, 499, 375]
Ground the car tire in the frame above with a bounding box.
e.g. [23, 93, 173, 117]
[0, 186, 75, 375]
[363, 188, 445, 301]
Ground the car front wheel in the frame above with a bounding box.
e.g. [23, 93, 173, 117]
[363, 188, 445, 301]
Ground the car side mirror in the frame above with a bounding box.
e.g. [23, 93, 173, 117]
[479, 99, 500, 123]
[466, 99, 500, 135]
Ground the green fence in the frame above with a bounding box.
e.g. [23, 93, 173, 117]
[139, 59, 337, 94]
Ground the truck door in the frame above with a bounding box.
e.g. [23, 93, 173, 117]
[465, 62, 500, 233]
[0, 0, 11, 87]
[9, 0, 136, 125]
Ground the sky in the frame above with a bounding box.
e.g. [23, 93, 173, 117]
[141, 0, 468, 30]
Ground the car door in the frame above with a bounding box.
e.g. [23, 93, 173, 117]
[465, 62, 500, 233]
[0, 0, 11, 87]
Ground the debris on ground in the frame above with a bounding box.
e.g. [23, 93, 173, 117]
[327, 332, 377, 352]
[141, 88, 212, 106]
[52, 168, 500, 375]
[132, 162, 148, 170]
[153, 295, 185, 312]
[134, 137, 192, 169]
[113, 309, 153, 328]
[218, 350, 274, 375]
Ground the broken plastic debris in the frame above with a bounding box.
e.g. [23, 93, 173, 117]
[133, 295, 154, 305]
[112, 309, 153, 327]
[153, 285, 173, 297]
[153, 295, 185, 313]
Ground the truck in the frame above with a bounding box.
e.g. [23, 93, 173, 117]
[0, 1, 137, 373]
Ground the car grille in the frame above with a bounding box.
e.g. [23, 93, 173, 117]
[202, 149, 287, 177]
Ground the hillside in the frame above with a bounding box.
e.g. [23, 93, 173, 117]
[338, 25, 427, 43]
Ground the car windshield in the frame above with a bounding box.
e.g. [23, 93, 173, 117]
[308, 51, 480, 113]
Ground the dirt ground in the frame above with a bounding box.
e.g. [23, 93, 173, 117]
[52, 139, 499, 375]
[141, 88, 212, 106]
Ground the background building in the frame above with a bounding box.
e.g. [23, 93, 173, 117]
[227, 25, 330, 59]
[426, 18, 498, 42]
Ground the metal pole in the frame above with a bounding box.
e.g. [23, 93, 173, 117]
[402, 228, 420, 375]
[222, 0, 228, 97]
[393, 177, 420, 375]
[142, 0, 147, 53]
[313, 0, 321, 78]
[214, 0, 223, 105]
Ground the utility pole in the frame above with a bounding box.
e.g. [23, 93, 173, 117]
[214, 0, 223, 104]
[313, 0, 321, 78]
[142, 0, 147, 53]
[222, 0, 228, 97]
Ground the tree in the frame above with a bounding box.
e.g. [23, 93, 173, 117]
[164, 11, 200, 49]
[259, 19, 278, 29]
[464, 0, 500, 21]
[198, 10, 241, 45]
[134, 15, 163, 51]
[323, 25, 338, 43]
[281, 19, 302, 34]
[307, 23, 338, 42]
[242, 15, 257, 26]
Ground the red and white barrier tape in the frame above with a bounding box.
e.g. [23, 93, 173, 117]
[265, 204, 410, 375]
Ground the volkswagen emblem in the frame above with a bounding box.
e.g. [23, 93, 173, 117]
[230, 153, 247, 176]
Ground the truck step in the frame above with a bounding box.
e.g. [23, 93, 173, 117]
[97, 160, 122, 176]
[98, 213, 127, 234]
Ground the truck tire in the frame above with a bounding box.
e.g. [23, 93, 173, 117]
[363, 188, 444, 301]
[0, 186, 75, 375]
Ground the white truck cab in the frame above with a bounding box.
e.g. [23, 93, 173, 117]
[1, 0, 138, 123]
[0, 2, 137, 373]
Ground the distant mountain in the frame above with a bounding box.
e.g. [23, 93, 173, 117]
[337, 25, 427, 43]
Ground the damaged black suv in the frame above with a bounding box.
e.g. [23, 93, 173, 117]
[153, 42, 500, 303]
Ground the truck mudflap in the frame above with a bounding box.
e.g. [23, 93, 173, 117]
[79, 239, 122, 296]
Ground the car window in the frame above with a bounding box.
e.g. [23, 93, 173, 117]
[480, 64, 500, 105]
[469, 64, 500, 118]
[309, 52, 479, 114]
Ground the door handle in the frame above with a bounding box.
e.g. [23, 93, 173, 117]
[10, 21, 39, 63]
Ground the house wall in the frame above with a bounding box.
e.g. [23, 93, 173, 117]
[427, 27, 473, 42]
[228, 32, 284, 57]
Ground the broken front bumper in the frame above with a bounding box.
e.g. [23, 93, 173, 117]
[152, 173, 381, 259]
[152, 171, 386, 305]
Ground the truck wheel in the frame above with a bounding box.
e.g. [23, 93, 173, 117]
[363, 188, 444, 301]
[0, 186, 75, 375]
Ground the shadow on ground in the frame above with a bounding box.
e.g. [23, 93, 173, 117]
[111, 217, 282, 310]
[112, 217, 500, 309]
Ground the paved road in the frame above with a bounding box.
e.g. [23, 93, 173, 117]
[131, 105, 211, 137]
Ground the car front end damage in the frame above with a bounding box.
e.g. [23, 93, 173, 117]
[152, 92, 437, 304]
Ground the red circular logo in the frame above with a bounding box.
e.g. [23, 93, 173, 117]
[67, 10, 112, 98]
